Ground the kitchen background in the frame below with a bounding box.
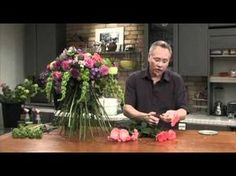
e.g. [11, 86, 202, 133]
[1, 23, 235, 128]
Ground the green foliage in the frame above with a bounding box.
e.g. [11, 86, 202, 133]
[0, 79, 40, 103]
[101, 75, 124, 104]
[58, 71, 71, 101]
[114, 120, 169, 138]
[12, 124, 43, 139]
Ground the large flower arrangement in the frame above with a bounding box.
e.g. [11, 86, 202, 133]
[45, 46, 124, 140]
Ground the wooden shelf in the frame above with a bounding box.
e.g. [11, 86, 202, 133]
[210, 55, 236, 58]
[192, 98, 208, 102]
[209, 76, 236, 83]
[192, 105, 208, 109]
[99, 51, 140, 55]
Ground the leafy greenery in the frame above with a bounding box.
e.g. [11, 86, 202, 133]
[12, 124, 43, 139]
[114, 120, 171, 138]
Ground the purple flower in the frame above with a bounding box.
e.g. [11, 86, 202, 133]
[70, 68, 80, 79]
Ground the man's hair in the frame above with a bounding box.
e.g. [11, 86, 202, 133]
[148, 40, 172, 57]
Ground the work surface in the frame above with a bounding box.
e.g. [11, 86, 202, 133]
[0, 130, 236, 152]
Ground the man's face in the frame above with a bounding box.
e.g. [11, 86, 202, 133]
[148, 46, 171, 77]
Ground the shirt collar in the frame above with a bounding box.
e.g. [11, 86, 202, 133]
[141, 65, 170, 82]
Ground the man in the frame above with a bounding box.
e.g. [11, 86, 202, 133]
[123, 40, 188, 128]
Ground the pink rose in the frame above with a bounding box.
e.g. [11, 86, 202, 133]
[171, 114, 180, 127]
[84, 58, 95, 68]
[92, 53, 103, 62]
[108, 128, 139, 142]
[62, 59, 73, 71]
[131, 129, 139, 141]
[108, 128, 120, 141]
[99, 65, 109, 76]
[167, 130, 176, 140]
[156, 131, 168, 142]
[119, 129, 131, 142]
[52, 71, 62, 81]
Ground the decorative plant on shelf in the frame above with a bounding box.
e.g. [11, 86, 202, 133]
[44, 46, 124, 140]
[0, 79, 39, 104]
[0, 79, 40, 128]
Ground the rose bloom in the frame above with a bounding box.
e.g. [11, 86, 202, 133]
[119, 129, 131, 142]
[108, 128, 120, 141]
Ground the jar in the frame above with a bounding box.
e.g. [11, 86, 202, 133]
[107, 42, 117, 52]
[230, 69, 236, 77]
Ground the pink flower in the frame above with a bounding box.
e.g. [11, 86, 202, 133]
[156, 130, 177, 142]
[84, 58, 96, 68]
[62, 59, 73, 71]
[167, 130, 176, 140]
[99, 65, 109, 76]
[108, 128, 120, 141]
[156, 131, 168, 142]
[171, 114, 180, 127]
[92, 53, 103, 62]
[0, 82, 7, 88]
[52, 71, 62, 81]
[119, 129, 131, 142]
[108, 128, 139, 142]
[131, 129, 139, 141]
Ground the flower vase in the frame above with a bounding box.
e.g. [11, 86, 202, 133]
[107, 42, 117, 52]
[1, 102, 23, 128]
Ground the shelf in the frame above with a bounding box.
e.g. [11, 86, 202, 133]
[209, 76, 236, 83]
[192, 98, 208, 102]
[99, 51, 140, 55]
[192, 105, 208, 109]
[210, 55, 236, 58]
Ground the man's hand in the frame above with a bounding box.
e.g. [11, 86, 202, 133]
[143, 112, 160, 125]
[159, 110, 177, 123]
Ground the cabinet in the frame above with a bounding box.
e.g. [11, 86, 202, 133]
[24, 24, 66, 77]
[178, 24, 208, 76]
[144, 24, 208, 76]
[208, 27, 236, 115]
[144, 23, 178, 71]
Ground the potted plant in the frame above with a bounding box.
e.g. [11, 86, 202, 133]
[100, 68, 124, 116]
[0, 79, 39, 128]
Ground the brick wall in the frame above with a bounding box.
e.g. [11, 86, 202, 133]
[66, 23, 144, 53]
[66, 24, 208, 113]
[66, 23, 145, 90]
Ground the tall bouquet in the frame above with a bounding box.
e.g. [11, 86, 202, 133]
[45, 46, 124, 140]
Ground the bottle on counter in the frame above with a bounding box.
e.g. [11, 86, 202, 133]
[35, 108, 41, 124]
[24, 108, 30, 123]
